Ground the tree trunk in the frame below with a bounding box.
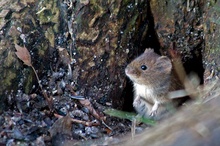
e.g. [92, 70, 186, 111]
[69, 0, 149, 108]
[1, 0, 220, 145]
[203, 0, 220, 81]
[0, 0, 150, 111]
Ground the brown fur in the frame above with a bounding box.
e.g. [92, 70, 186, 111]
[125, 48, 183, 119]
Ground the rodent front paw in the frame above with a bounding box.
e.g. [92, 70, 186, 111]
[149, 109, 157, 117]
[149, 102, 159, 117]
[133, 98, 141, 107]
[133, 98, 151, 118]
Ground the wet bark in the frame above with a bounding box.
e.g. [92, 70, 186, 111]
[149, 0, 205, 83]
[0, 0, 149, 112]
[68, 0, 149, 108]
[0, 0, 57, 112]
[149, 0, 220, 83]
[203, 0, 220, 81]
[123, 1, 220, 145]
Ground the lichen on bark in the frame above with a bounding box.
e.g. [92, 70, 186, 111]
[0, 0, 62, 112]
[0, 0, 162, 111]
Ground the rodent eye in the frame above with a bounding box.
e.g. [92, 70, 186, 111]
[141, 65, 147, 70]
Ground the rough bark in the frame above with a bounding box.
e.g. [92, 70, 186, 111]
[148, 0, 220, 87]
[203, 1, 220, 81]
[122, 1, 220, 145]
[149, 0, 205, 82]
[0, 0, 58, 112]
[69, 0, 149, 108]
[0, 0, 150, 112]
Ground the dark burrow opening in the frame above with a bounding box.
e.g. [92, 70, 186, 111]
[121, 1, 161, 112]
[121, 1, 204, 112]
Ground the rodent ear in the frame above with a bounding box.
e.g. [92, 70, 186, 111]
[144, 48, 154, 54]
[155, 56, 172, 73]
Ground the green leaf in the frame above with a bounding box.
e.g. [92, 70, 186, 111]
[104, 109, 156, 126]
[213, 5, 220, 12]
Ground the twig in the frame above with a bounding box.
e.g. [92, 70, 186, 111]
[102, 120, 112, 131]
[31, 65, 53, 110]
[54, 113, 100, 126]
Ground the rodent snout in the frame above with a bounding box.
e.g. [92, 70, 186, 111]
[125, 66, 137, 77]
[125, 66, 131, 76]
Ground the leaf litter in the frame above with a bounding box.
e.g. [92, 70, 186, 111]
[0, 44, 138, 145]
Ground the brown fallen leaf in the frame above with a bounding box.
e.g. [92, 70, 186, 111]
[79, 99, 106, 121]
[15, 43, 32, 66]
[49, 114, 73, 137]
[58, 47, 72, 65]
[14, 43, 54, 111]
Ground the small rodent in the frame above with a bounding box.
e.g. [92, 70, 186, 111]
[125, 48, 183, 119]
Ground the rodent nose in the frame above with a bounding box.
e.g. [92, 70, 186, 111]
[125, 66, 135, 76]
[125, 66, 130, 75]
[125, 67, 128, 74]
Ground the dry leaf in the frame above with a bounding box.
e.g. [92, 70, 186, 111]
[15, 43, 32, 66]
[79, 99, 105, 121]
[58, 47, 72, 65]
[15, 44, 53, 111]
[49, 114, 73, 137]
[54, 113, 100, 127]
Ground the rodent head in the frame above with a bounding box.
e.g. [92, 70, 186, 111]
[125, 49, 172, 86]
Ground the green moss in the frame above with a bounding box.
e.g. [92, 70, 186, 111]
[120, 13, 139, 45]
[3, 50, 15, 68]
[90, 0, 104, 12]
[37, 0, 60, 32]
[3, 70, 16, 87]
[207, 0, 218, 7]
[36, 0, 60, 48]
[210, 46, 220, 54]
[45, 27, 55, 47]
[121, 0, 133, 6]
